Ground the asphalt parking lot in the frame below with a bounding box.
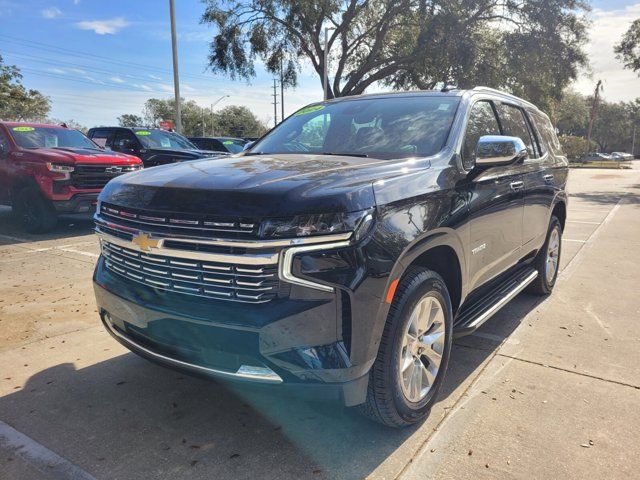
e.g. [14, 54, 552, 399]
[1, 164, 639, 480]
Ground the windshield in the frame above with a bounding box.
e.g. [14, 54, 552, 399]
[134, 130, 197, 150]
[9, 126, 98, 150]
[251, 96, 460, 159]
[222, 139, 246, 153]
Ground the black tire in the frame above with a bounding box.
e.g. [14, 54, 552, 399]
[13, 187, 58, 234]
[360, 267, 453, 428]
[527, 216, 562, 295]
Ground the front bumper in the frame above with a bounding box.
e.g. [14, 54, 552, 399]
[53, 193, 99, 213]
[93, 255, 381, 406]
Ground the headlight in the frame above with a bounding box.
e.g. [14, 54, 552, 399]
[259, 210, 373, 239]
[46, 162, 74, 173]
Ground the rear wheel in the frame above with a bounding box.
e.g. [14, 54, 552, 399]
[527, 216, 562, 295]
[360, 267, 453, 427]
[13, 187, 58, 234]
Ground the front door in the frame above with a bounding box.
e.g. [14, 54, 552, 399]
[463, 100, 525, 291]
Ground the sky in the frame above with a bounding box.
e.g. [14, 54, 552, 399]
[0, 0, 639, 129]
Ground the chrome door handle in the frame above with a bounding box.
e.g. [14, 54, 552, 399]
[544, 174, 554, 183]
[510, 181, 524, 190]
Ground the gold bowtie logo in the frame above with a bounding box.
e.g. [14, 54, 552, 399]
[131, 232, 159, 251]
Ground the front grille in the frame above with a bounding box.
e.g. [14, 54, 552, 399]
[101, 241, 279, 303]
[99, 202, 258, 239]
[72, 164, 139, 189]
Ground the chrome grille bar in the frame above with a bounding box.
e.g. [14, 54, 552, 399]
[101, 241, 279, 304]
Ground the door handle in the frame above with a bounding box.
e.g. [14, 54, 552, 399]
[510, 181, 524, 190]
[544, 174, 554, 183]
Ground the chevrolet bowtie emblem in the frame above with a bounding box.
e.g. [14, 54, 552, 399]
[131, 232, 159, 251]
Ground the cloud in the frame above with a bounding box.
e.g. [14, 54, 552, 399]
[573, 3, 640, 102]
[75, 17, 129, 35]
[110, 76, 125, 84]
[42, 7, 62, 19]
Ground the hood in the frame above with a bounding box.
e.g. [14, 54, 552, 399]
[26, 147, 140, 165]
[99, 153, 400, 217]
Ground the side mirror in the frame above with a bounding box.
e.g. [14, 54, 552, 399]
[0, 143, 7, 157]
[243, 141, 255, 151]
[475, 135, 528, 168]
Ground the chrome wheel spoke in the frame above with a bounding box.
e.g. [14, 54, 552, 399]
[399, 294, 447, 403]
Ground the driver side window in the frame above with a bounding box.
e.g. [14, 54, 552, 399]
[462, 101, 501, 170]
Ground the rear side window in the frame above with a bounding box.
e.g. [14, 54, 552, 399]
[90, 129, 114, 148]
[529, 111, 563, 156]
[496, 104, 538, 159]
[462, 101, 501, 169]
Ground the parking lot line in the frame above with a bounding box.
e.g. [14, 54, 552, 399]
[562, 238, 587, 243]
[566, 220, 601, 225]
[0, 420, 97, 480]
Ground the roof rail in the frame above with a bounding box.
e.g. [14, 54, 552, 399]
[471, 86, 537, 109]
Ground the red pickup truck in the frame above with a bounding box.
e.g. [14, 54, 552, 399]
[0, 122, 142, 233]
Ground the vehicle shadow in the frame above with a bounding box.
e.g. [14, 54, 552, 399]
[0, 206, 95, 244]
[0, 294, 543, 480]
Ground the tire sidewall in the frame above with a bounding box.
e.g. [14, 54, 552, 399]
[388, 273, 453, 423]
[15, 188, 56, 233]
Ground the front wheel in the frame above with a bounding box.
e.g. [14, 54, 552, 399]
[528, 216, 562, 295]
[13, 187, 58, 234]
[360, 267, 453, 427]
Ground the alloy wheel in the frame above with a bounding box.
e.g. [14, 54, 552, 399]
[545, 226, 561, 284]
[399, 295, 446, 403]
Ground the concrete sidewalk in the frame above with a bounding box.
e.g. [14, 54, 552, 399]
[1, 166, 639, 480]
[402, 172, 640, 479]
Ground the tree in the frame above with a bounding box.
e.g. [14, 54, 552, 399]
[211, 105, 268, 137]
[142, 98, 205, 136]
[201, 0, 588, 108]
[0, 55, 51, 121]
[138, 98, 267, 137]
[615, 19, 640, 75]
[552, 90, 589, 137]
[559, 136, 596, 161]
[118, 114, 144, 127]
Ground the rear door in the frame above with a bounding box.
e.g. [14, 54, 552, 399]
[494, 103, 547, 248]
[465, 100, 526, 290]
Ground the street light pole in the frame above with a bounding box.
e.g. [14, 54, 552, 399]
[169, 0, 182, 133]
[323, 27, 335, 101]
[209, 94, 229, 136]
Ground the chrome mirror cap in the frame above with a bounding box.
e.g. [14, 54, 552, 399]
[475, 135, 528, 167]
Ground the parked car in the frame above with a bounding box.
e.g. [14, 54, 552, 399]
[188, 136, 247, 154]
[86, 127, 228, 167]
[582, 152, 611, 162]
[610, 151, 634, 161]
[92, 87, 568, 427]
[0, 122, 141, 233]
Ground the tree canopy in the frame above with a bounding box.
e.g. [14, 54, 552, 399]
[0, 55, 50, 121]
[119, 99, 268, 137]
[201, 0, 589, 109]
[117, 114, 144, 127]
[615, 19, 640, 75]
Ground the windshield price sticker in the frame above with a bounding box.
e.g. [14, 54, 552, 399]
[12, 126, 35, 132]
[223, 140, 234, 145]
[136, 131, 152, 136]
[295, 105, 325, 116]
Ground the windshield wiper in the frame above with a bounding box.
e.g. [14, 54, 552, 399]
[322, 152, 369, 158]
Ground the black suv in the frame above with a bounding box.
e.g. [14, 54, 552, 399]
[92, 88, 567, 427]
[87, 127, 228, 167]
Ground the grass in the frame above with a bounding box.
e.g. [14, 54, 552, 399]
[568, 161, 632, 169]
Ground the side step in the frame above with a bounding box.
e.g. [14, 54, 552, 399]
[453, 268, 538, 338]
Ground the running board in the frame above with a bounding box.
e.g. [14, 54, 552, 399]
[453, 268, 538, 337]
